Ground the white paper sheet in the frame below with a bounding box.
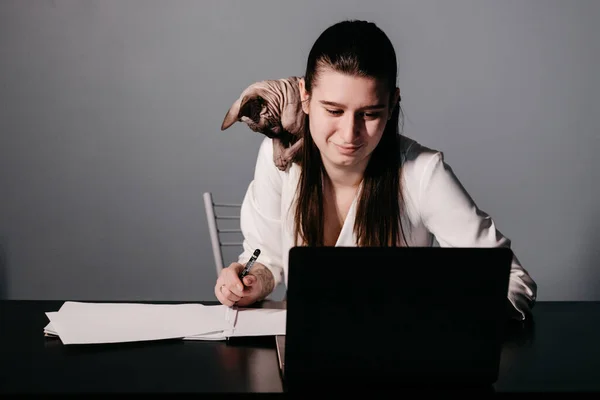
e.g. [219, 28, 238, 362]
[43, 302, 287, 344]
[228, 308, 287, 337]
[45, 317, 232, 341]
[183, 331, 229, 341]
[45, 301, 232, 345]
[44, 312, 58, 335]
[182, 308, 286, 340]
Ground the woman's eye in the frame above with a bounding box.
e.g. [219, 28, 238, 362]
[325, 109, 381, 119]
[362, 112, 381, 119]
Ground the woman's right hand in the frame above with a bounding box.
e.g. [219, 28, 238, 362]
[214, 262, 266, 307]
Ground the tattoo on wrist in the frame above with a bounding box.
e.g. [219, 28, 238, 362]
[253, 263, 275, 301]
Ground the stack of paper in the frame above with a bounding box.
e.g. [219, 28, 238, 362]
[44, 301, 286, 345]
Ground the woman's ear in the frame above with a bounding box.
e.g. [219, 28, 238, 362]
[299, 77, 310, 115]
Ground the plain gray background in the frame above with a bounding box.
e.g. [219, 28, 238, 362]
[0, 0, 598, 302]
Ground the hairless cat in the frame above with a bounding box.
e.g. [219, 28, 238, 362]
[221, 77, 305, 171]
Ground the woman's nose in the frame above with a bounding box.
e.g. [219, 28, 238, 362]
[339, 115, 360, 143]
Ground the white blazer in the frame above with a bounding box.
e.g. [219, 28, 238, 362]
[237, 136, 537, 320]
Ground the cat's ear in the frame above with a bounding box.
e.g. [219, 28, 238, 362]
[221, 93, 264, 130]
[221, 97, 242, 130]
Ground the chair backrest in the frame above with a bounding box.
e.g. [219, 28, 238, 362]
[203, 192, 243, 277]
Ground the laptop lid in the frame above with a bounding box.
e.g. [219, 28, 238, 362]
[283, 246, 512, 392]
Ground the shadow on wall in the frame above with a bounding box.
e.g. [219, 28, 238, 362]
[0, 238, 7, 300]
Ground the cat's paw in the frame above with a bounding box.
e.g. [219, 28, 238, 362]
[273, 154, 290, 171]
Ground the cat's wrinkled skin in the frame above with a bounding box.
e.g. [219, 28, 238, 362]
[221, 77, 305, 171]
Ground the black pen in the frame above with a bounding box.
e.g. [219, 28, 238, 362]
[240, 249, 261, 279]
[225, 249, 261, 336]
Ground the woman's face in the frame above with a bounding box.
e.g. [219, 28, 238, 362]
[299, 68, 399, 170]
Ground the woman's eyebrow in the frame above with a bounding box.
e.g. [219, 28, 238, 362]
[319, 100, 386, 110]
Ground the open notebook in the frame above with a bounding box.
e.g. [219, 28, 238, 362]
[43, 301, 286, 345]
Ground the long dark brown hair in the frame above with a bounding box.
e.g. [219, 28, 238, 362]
[293, 20, 407, 247]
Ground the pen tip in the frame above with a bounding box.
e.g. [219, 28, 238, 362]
[254, 249, 261, 256]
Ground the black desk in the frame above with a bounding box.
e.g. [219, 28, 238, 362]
[1, 300, 599, 393]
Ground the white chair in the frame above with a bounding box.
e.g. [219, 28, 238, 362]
[203, 192, 243, 277]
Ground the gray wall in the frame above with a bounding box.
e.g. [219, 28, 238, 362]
[1, 0, 598, 301]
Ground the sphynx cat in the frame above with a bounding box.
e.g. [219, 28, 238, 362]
[221, 76, 305, 171]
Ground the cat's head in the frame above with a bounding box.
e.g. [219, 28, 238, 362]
[221, 84, 282, 137]
[221, 77, 304, 137]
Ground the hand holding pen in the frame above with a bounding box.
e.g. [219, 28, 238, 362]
[239, 249, 260, 281]
[214, 249, 262, 307]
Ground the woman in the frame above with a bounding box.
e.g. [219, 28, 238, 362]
[214, 19, 537, 320]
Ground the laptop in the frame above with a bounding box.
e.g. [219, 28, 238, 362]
[280, 246, 513, 392]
